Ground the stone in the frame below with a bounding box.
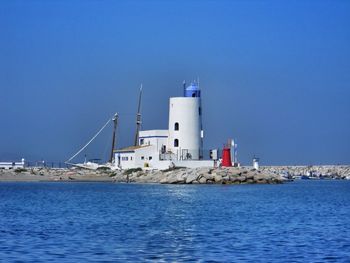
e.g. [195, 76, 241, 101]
[245, 172, 255, 180]
[202, 173, 214, 181]
[236, 175, 246, 182]
[257, 179, 267, 184]
[176, 173, 186, 184]
[186, 173, 199, 184]
[214, 174, 223, 183]
[254, 174, 266, 181]
[198, 176, 207, 184]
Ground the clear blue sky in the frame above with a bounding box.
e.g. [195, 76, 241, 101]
[1, 0, 349, 165]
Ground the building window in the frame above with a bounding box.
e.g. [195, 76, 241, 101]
[149, 156, 152, 160]
[161, 145, 166, 153]
[174, 139, 179, 147]
[140, 138, 144, 145]
[141, 156, 144, 160]
[174, 122, 179, 131]
[130, 157, 133, 161]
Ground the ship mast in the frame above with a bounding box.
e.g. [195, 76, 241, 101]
[109, 113, 118, 163]
[134, 85, 143, 146]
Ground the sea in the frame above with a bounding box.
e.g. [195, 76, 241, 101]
[0, 181, 349, 262]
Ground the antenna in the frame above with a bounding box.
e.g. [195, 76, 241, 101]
[134, 84, 143, 146]
[183, 80, 186, 96]
[109, 113, 118, 163]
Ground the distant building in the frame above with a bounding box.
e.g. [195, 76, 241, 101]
[0, 158, 26, 170]
[114, 82, 213, 170]
[253, 157, 260, 170]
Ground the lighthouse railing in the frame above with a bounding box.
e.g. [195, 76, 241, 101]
[159, 149, 213, 161]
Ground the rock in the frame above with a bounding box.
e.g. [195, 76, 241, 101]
[246, 179, 255, 184]
[222, 176, 230, 183]
[214, 174, 223, 183]
[202, 173, 214, 181]
[160, 178, 168, 184]
[176, 172, 186, 184]
[186, 173, 199, 184]
[254, 174, 270, 181]
[257, 179, 267, 184]
[198, 176, 207, 184]
[245, 172, 255, 180]
[236, 175, 246, 183]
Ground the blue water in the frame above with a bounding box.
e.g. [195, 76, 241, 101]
[0, 181, 349, 262]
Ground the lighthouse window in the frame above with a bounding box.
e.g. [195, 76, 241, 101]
[174, 139, 179, 147]
[174, 122, 179, 131]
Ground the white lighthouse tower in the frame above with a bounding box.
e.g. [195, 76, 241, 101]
[168, 82, 203, 160]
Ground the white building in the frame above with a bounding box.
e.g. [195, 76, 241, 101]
[114, 82, 213, 170]
[253, 157, 260, 170]
[0, 159, 26, 170]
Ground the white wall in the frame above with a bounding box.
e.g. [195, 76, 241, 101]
[0, 160, 25, 170]
[173, 160, 214, 169]
[139, 130, 168, 152]
[168, 97, 202, 160]
[115, 152, 136, 169]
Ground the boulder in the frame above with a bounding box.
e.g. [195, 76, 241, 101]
[202, 173, 214, 181]
[214, 174, 223, 183]
[257, 179, 267, 184]
[245, 172, 255, 180]
[164, 173, 178, 184]
[254, 174, 270, 181]
[186, 173, 199, 184]
[198, 176, 207, 184]
[176, 172, 186, 184]
[236, 175, 247, 183]
[246, 179, 255, 184]
[222, 176, 230, 183]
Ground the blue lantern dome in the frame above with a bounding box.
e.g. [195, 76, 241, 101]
[184, 82, 201, 98]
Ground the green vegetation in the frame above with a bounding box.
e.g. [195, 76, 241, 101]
[109, 172, 117, 177]
[162, 166, 186, 173]
[14, 168, 27, 173]
[97, 166, 111, 171]
[124, 168, 142, 175]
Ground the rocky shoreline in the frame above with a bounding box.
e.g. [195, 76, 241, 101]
[114, 167, 283, 184]
[1, 165, 349, 184]
[260, 165, 350, 180]
[0, 166, 283, 184]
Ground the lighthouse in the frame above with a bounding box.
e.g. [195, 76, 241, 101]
[115, 80, 213, 170]
[168, 82, 203, 160]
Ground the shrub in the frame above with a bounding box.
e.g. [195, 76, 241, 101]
[109, 172, 117, 177]
[124, 168, 142, 175]
[14, 168, 27, 173]
[162, 166, 186, 173]
[97, 166, 111, 171]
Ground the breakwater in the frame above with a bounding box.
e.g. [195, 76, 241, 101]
[0, 167, 283, 184]
[114, 167, 283, 184]
[1, 165, 348, 183]
[260, 165, 350, 179]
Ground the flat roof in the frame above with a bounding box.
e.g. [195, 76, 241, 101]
[114, 145, 151, 153]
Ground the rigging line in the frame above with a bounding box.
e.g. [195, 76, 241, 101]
[102, 130, 113, 162]
[65, 118, 112, 163]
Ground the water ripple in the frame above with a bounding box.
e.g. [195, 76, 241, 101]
[0, 181, 349, 262]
